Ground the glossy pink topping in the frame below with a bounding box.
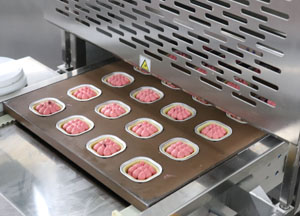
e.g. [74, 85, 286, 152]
[107, 74, 130, 87]
[165, 141, 194, 158]
[131, 121, 158, 137]
[35, 100, 61, 115]
[200, 123, 227, 140]
[167, 105, 191, 120]
[73, 86, 97, 100]
[100, 103, 126, 118]
[62, 118, 89, 135]
[93, 138, 121, 156]
[127, 161, 157, 180]
[135, 89, 160, 103]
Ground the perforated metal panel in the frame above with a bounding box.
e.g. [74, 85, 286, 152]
[44, 0, 300, 144]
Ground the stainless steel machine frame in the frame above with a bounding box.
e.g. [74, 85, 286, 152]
[3, 0, 295, 215]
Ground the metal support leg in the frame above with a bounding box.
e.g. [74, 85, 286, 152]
[70, 34, 86, 69]
[279, 143, 300, 211]
[58, 31, 86, 73]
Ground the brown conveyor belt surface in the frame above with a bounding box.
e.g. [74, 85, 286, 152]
[4, 61, 266, 210]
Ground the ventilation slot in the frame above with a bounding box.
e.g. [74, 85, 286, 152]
[171, 63, 191, 75]
[96, 27, 112, 37]
[234, 76, 258, 90]
[75, 18, 90, 27]
[261, 6, 289, 20]
[186, 62, 208, 75]
[86, 3, 101, 12]
[56, 8, 69, 17]
[173, 33, 193, 44]
[220, 45, 243, 58]
[217, 77, 240, 90]
[174, 1, 195, 13]
[218, 61, 241, 74]
[108, 26, 124, 36]
[96, 1, 112, 10]
[252, 76, 278, 91]
[159, 20, 179, 30]
[208, 0, 230, 8]
[145, 6, 164, 17]
[108, 13, 124, 22]
[202, 61, 224, 74]
[259, 25, 286, 39]
[189, 15, 211, 27]
[240, 26, 265, 40]
[145, 21, 164, 32]
[75, 4, 89, 13]
[108, 0, 124, 8]
[190, 0, 212, 11]
[132, 8, 150, 18]
[256, 42, 284, 57]
[96, 14, 112, 23]
[241, 9, 267, 22]
[120, 24, 136, 35]
[132, 37, 149, 48]
[188, 31, 209, 44]
[236, 60, 261, 74]
[204, 30, 227, 42]
[233, 92, 256, 106]
[144, 50, 162, 61]
[159, 4, 180, 15]
[221, 28, 245, 41]
[223, 11, 247, 24]
[157, 49, 173, 60]
[119, 38, 136, 49]
[123, 0, 137, 6]
[172, 48, 192, 60]
[200, 77, 222, 90]
[187, 47, 208, 59]
[203, 46, 225, 58]
[120, 10, 137, 20]
[206, 13, 228, 25]
[86, 16, 100, 25]
[231, 0, 249, 6]
[144, 36, 163, 47]
[132, 23, 150, 33]
[251, 92, 276, 107]
[255, 60, 281, 74]
[237, 44, 262, 57]
[158, 34, 178, 45]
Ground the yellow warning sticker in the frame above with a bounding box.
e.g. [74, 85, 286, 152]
[139, 55, 151, 72]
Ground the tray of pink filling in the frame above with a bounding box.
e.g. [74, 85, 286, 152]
[67, 84, 101, 101]
[120, 157, 162, 183]
[130, 86, 164, 104]
[29, 97, 65, 116]
[195, 120, 232, 141]
[56, 115, 94, 136]
[125, 118, 163, 139]
[102, 72, 134, 88]
[192, 96, 212, 106]
[159, 138, 199, 161]
[161, 102, 196, 122]
[5, 61, 267, 210]
[86, 135, 126, 158]
[95, 100, 131, 119]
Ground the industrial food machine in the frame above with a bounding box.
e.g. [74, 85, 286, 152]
[1, 0, 300, 215]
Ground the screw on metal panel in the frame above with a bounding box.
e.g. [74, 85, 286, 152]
[279, 203, 291, 211]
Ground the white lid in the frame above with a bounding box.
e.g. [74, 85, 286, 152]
[0, 72, 27, 96]
[0, 60, 25, 88]
[0, 57, 14, 65]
